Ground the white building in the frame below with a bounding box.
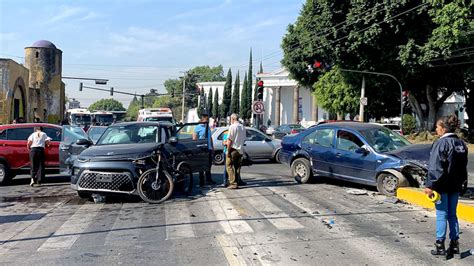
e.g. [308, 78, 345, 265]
[198, 68, 328, 127]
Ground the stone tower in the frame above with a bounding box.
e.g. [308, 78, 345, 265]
[24, 40, 64, 123]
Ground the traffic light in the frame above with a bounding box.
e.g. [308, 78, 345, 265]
[402, 91, 409, 107]
[79, 82, 83, 91]
[257, 80, 264, 100]
[110, 87, 114, 96]
[313, 60, 322, 69]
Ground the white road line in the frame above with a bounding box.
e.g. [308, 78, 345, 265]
[267, 186, 323, 219]
[204, 189, 254, 235]
[104, 204, 144, 246]
[238, 188, 304, 231]
[165, 203, 195, 240]
[215, 234, 248, 266]
[37, 203, 104, 251]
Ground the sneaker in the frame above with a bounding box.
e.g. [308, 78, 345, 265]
[30, 179, 35, 187]
[227, 184, 239, 189]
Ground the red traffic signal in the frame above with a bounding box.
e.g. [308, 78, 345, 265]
[257, 80, 264, 87]
[313, 61, 322, 68]
[257, 80, 264, 100]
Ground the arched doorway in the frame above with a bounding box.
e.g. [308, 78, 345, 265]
[11, 77, 27, 122]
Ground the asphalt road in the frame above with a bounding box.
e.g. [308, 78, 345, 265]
[1, 162, 473, 265]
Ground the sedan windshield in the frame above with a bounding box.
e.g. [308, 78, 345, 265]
[97, 125, 160, 145]
[360, 127, 410, 153]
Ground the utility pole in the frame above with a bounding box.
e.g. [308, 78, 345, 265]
[181, 72, 187, 123]
[359, 76, 365, 122]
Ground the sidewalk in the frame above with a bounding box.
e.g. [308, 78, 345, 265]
[397, 187, 474, 223]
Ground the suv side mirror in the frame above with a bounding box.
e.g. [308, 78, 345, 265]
[168, 136, 178, 144]
[76, 138, 93, 147]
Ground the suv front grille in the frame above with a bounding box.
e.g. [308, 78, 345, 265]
[78, 171, 134, 192]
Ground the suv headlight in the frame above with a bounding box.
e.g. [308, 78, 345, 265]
[73, 167, 81, 177]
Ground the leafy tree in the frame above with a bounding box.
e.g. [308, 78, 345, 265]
[402, 114, 416, 135]
[126, 96, 140, 121]
[207, 88, 213, 118]
[188, 65, 226, 82]
[313, 67, 359, 119]
[220, 68, 232, 118]
[212, 89, 219, 119]
[230, 71, 240, 114]
[240, 72, 249, 119]
[89, 98, 126, 112]
[281, 0, 473, 129]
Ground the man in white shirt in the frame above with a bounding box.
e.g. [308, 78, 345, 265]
[226, 113, 246, 189]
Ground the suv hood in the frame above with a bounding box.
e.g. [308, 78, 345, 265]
[78, 143, 161, 161]
[387, 144, 431, 166]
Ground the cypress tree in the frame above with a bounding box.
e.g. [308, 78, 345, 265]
[213, 89, 219, 119]
[240, 72, 248, 119]
[207, 88, 213, 117]
[220, 68, 232, 118]
[230, 71, 240, 114]
[259, 61, 263, 74]
[247, 49, 254, 118]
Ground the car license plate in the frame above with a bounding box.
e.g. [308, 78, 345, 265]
[96, 174, 112, 183]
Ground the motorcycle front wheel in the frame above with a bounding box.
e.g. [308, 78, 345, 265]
[137, 169, 174, 204]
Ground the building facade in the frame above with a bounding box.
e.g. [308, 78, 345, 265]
[0, 40, 65, 124]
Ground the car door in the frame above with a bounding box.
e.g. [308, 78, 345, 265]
[43, 127, 61, 168]
[168, 122, 210, 173]
[244, 129, 274, 159]
[59, 126, 89, 176]
[300, 128, 336, 175]
[5, 127, 34, 169]
[332, 129, 377, 182]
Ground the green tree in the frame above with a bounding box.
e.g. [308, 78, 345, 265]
[197, 88, 205, 116]
[188, 65, 226, 82]
[230, 71, 240, 114]
[314, 67, 359, 119]
[402, 114, 416, 135]
[220, 68, 232, 118]
[281, 0, 473, 130]
[213, 89, 219, 119]
[126, 96, 140, 121]
[207, 88, 213, 118]
[240, 72, 249, 119]
[247, 48, 254, 101]
[89, 98, 126, 112]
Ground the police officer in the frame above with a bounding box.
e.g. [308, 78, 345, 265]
[27, 127, 51, 187]
[425, 115, 468, 258]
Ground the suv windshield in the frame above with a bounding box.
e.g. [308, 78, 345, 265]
[361, 127, 410, 153]
[97, 125, 160, 145]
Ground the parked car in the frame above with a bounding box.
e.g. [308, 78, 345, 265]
[212, 126, 281, 164]
[278, 122, 430, 195]
[272, 124, 306, 139]
[0, 123, 62, 185]
[70, 121, 210, 198]
[87, 126, 107, 144]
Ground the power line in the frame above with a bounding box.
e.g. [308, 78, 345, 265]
[430, 60, 474, 67]
[429, 51, 474, 62]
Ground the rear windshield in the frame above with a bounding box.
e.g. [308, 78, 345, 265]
[289, 124, 304, 129]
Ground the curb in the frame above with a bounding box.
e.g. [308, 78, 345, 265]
[396, 187, 474, 223]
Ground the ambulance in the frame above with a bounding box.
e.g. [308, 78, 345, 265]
[137, 108, 175, 124]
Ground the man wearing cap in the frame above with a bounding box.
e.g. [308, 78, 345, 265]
[193, 112, 216, 186]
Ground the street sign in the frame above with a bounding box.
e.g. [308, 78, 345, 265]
[252, 101, 265, 114]
[360, 97, 368, 106]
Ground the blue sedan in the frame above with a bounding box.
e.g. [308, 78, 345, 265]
[279, 122, 430, 195]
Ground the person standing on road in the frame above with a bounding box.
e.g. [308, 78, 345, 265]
[27, 127, 51, 187]
[193, 112, 216, 186]
[226, 113, 246, 189]
[425, 115, 468, 258]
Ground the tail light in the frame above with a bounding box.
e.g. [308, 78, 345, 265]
[290, 129, 298, 134]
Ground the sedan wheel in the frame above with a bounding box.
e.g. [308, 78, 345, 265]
[377, 173, 400, 196]
[213, 152, 225, 165]
[291, 158, 312, 184]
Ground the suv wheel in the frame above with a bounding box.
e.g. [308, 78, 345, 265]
[291, 158, 312, 184]
[0, 163, 11, 185]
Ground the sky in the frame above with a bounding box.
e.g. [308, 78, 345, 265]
[0, 0, 303, 108]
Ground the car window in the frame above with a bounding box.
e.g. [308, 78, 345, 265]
[62, 126, 88, 144]
[7, 127, 33, 140]
[303, 128, 334, 148]
[217, 129, 227, 140]
[0, 130, 6, 140]
[246, 129, 265, 141]
[336, 130, 364, 152]
[44, 127, 61, 142]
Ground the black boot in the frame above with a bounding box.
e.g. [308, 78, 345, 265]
[431, 240, 446, 257]
[447, 240, 460, 258]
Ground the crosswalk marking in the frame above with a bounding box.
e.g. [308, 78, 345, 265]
[104, 203, 144, 245]
[238, 188, 304, 230]
[204, 189, 254, 234]
[165, 202, 195, 240]
[267, 186, 323, 218]
[215, 234, 248, 266]
[37, 203, 104, 251]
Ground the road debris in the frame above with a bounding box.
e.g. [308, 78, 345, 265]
[346, 189, 368, 195]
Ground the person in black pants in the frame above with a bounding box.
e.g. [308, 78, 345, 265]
[27, 127, 51, 187]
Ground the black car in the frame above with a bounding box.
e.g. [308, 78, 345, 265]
[70, 122, 210, 198]
[272, 124, 306, 139]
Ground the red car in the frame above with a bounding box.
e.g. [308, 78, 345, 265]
[0, 123, 62, 185]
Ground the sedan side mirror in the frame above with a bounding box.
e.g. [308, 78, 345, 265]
[168, 136, 178, 144]
[355, 147, 369, 155]
[76, 138, 93, 147]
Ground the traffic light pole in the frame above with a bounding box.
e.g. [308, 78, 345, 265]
[339, 69, 404, 128]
